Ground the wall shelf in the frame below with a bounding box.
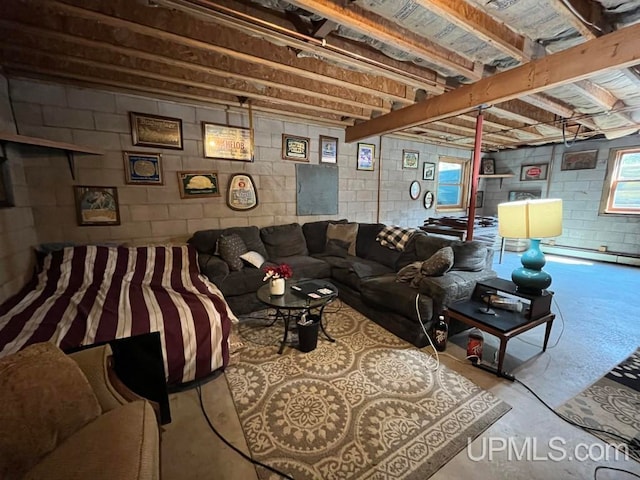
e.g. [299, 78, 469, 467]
[478, 173, 514, 187]
[0, 132, 104, 179]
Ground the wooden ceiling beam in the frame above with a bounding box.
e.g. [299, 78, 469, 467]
[549, 0, 605, 39]
[345, 22, 640, 142]
[414, 0, 536, 62]
[282, 0, 482, 80]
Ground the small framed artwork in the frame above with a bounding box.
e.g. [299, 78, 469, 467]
[476, 190, 484, 208]
[0, 158, 14, 208]
[123, 151, 163, 185]
[319, 135, 338, 164]
[409, 180, 421, 200]
[227, 173, 258, 211]
[481, 158, 495, 175]
[357, 143, 375, 171]
[177, 171, 220, 199]
[561, 150, 598, 171]
[520, 163, 548, 181]
[423, 191, 434, 209]
[203, 123, 253, 161]
[130, 112, 183, 150]
[508, 190, 542, 202]
[282, 134, 310, 161]
[422, 162, 435, 181]
[403, 149, 419, 169]
[74, 186, 120, 226]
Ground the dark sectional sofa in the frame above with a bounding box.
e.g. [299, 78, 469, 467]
[188, 220, 496, 347]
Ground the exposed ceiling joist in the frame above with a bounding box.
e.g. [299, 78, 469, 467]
[345, 22, 640, 142]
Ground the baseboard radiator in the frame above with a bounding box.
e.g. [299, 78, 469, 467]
[540, 244, 640, 267]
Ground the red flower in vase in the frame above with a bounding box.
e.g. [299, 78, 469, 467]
[262, 263, 293, 281]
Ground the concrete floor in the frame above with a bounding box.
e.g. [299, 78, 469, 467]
[161, 252, 640, 479]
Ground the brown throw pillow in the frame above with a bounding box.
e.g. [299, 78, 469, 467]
[326, 222, 358, 256]
[421, 246, 454, 276]
[0, 343, 101, 480]
[218, 233, 248, 271]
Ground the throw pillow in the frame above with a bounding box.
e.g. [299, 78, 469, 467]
[239, 250, 266, 269]
[326, 222, 358, 256]
[218, 233, 248, 271]
[0, 343, 101, 480]
[324, 238, 349, 258]
[450, 241, 486, 271]
[421, 246, 454, 276]
[396, 261, 422, 283]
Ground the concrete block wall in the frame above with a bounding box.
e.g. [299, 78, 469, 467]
[0, 76, 474, 302]
[0, 76, 38, 301]
[481, 137, 639, 257]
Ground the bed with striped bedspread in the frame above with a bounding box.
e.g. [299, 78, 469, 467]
[0, 244, 236, 386]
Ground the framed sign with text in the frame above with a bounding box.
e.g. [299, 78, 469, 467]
[203, 123, 253, 161]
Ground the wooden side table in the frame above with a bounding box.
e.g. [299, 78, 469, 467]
[446, 278, 555, 376]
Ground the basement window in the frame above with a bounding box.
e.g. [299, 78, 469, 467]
[603, 147, 640, 215]
[436, 156, 470, 211]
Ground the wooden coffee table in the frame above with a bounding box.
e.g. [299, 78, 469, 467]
[446, 278, 555, 377]
[256, 279, 338, 354]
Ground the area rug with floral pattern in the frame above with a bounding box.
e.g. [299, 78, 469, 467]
[556, 347, 640, 462]
[225, 301, 511, 479]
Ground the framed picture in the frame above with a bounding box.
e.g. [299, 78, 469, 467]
[282, 134, 310, 161]
[177, 171, 220, 199]
[123, 151, 163, 185]
[0, 158, 14, 208]
[423, 191, 434, 209]
[227, 173, 258, 211]
[508, 190, 542, 202]
[403, 149, 419, 169]
[357, 143, 375, 171]
[520, 163, 548, 181]
[422, 162, 435, 181]
[476, 190, 484, 208]
[319, 135, 338, 164]
[409, 180, 421, 200]
[481, 158, 495, 175]
[130, 112, 183, 150]
[561, 150, 598, 171]
[203, 123, 253, 161]
[74, 186, 120, 226]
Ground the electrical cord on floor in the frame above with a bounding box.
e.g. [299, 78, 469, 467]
[514, 377, 640, 460]
[514, 295, 565, 349]
[415, 294, 440, 370]
[196, 383, 295, 480]
[594, 466, 640, 479]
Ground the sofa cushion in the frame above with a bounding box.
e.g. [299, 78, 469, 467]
[24, 400, 159, 480]
[0, 343, 101, 480]
[188, 229, 222, 256]
[331, 256, 394, 290]
[414, 234, 452, 260]
[361, 274, 434, 324]
[218, 233, 248, 271]
[268, 254, 331, 280]
[451, 241, 487, 271]
[421, 246, 454, 276]
[302, 219, 348, 254]
[357, 223, 400, 269]
[240, 251, 266, 269]
[326, 222, 358, 256]
[261, 223, 308, 258]
[216, 268, 272, 297]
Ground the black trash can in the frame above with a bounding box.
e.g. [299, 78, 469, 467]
[297, 314, 320, 353]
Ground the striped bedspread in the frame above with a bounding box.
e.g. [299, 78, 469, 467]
[0, 245, 236, 386]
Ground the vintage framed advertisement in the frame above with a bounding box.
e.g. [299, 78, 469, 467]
[357, 143, 375, 171]
[123, 151, 163, 185]
[282, 134, 310, 161]
[508, 190, 542, 202]
[520, 163, 548, 181]
[130, 112, 183, 150]
[481, 158, 495, 175]
[227, 173, 258, 211]
[409, 180, 421, 200]
[422, 162, 435, 180]
[423, 191, 434, 209]
[203, 123, 253, 161]
[403, 149, 419, 169]
[177, 171, 220, 199]
[74, 186, 120, 226]
[319, 135, 338, 164]
[561, 150, 598, 170]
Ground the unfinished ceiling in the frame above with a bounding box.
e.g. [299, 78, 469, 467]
[1, 0, 639, 151]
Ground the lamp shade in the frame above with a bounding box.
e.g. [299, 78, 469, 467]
[498, 198, 563, 239]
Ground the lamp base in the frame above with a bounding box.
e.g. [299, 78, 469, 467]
[511, 239, 552, 296]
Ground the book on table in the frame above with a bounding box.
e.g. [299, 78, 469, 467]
[290, 280, 335, 299]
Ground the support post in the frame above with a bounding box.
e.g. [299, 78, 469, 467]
[467, 108, 484, 241]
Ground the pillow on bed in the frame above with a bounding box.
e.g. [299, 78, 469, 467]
[218, 234, 248, 271]
[239, 251, 265, 269]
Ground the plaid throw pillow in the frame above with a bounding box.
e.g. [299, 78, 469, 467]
[376, 225, 417, 251]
